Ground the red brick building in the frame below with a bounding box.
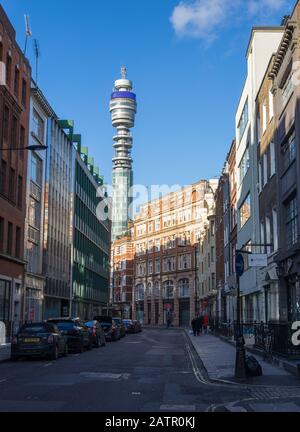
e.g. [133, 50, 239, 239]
[0, 5, 31, 336]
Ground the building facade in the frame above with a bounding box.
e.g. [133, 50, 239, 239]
[43, 119, 74, 319]
[131, 180, 218, 327]
[72, 143, 110, 319]
[0, 5, 31, 337]
[23, 83, 50, 323]
[111, 233, 134, 319]
[270, 3, 300, 323]
[256, 56, 280, 323]
[235, 27, 284, 322]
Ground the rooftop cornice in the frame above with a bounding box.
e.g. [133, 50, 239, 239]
[268, 20, 298, 80]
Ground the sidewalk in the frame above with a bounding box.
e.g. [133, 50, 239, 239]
[0, 344, 11, 362]
[186, 331, 300, 386]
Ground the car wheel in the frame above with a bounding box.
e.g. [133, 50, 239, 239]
[77, 341, 84, 354]
[62, 344, 68, 357]
[50, 345, 59, 361]
[101, 338, 106, 347]
[96, 337, 101, 348]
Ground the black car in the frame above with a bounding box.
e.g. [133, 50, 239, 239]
[112, 317, 126, 338]
[47, 318, 93, 353]
[123, 319, 142, 334]
[94, 316, 121, 342]
[11, 322, 68, 361]
[84, 321, 106, 347]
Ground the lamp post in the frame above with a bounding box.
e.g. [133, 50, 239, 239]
[0, 145, 48, 152]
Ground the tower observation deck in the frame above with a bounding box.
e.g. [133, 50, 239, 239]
[110, 67, 137, 241]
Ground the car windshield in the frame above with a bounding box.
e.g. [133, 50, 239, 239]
[19, 325, 51, 334]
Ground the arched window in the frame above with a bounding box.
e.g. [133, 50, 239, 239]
[163, 280, 174, 299]
[154, 281, 160, 298]
[135, 284, 144, 301]
[179, 279, 189, 298]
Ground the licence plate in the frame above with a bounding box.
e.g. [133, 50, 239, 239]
[24, 338, 40, 344]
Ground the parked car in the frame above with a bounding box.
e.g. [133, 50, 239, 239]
[84, 321, 106, 347]
[94, 316, 121, 342]
[47, 318, 93, 353]
[123, 319, 142, 334]
[11, 322, 68, 361]
[112, 317, 126, 338]
[133, 320, 142, 333]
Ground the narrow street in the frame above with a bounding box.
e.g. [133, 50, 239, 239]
[1, 328, 300, 412]
[0, 329, 250, 412]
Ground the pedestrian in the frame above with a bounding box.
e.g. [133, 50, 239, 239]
[203, 315, 209, 334]
[197, 315, 204, 335]
[191, 317, 197, 336]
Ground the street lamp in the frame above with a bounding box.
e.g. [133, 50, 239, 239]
[0, 145, 48, 152]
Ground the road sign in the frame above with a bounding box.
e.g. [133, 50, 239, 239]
[236, 253, 245, 277]
[248, 254, 268, 267]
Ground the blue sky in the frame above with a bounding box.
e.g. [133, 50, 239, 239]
[1, 0, 294, 188]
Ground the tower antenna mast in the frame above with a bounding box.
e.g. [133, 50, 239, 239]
[33, 39, 40, 86]
[24, 15, 32, 56]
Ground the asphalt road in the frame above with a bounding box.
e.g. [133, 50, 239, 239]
[0, 329, 272, 412]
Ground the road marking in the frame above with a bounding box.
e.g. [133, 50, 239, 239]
[44, 363, 53, 367]
[132, 392, 141, 396]
[125, 342, 142, 344]
[80, 372, 131, 380]
[160, 405, 196, 412]
[0, 379, 7, 383]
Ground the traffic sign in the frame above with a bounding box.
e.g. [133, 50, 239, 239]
[236, 253, 245, 277]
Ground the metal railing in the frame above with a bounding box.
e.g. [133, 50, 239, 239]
[212, 319, 300, 359]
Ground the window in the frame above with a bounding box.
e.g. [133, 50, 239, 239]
[21, 79, 27, 107]
[155, 239, 160, 252]
[239, 193, 251, 228]
[17, 176, 23, 209]
[270, 141, 276, 176]
[32, 109, 45, 143]
[283, 131, 296, 171]
[0, 42, 3, 62]
[262, 100, 267, 133]
[155, 258, 160, 273]
[3, 106, 9, 142]
[239, 146, 250, 183]
[179, 279, 189, 298]
[282, 71, 293, 106]
[11, 116, 18, 149]
[285, 197, 298, 249]
[260, 221, 265, 253]
[15, 226, 21, 258]
[211, 247, 215, 263]
[148, 260, 153, 274]
[30, 153, 43, 185]
[269, 90, 274, 120]
[20, 126, 25, 159]
[273, 209, 278, 251]
[7, 222, 13, 255]
[0, 160, 7, 195]
[265, 216, 271, 254]
[238, 99, 249, 142]
[14, 66, 19, 96]
[6, 54, 11, 86]
[28, 198, 41, 229]
[258, 161, 262, 193]
[0, 217, 4, 252]
[263, 153, 268, 187]
[8, 168, 15, 202]
[163, 281, 174, 299]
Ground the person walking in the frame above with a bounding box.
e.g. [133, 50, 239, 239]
[198, 315, 204, 335]
[191, 317, 197, 336]
[203, 315, 209, 334]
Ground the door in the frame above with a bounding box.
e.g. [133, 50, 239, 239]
[180, 309, 190, 327]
